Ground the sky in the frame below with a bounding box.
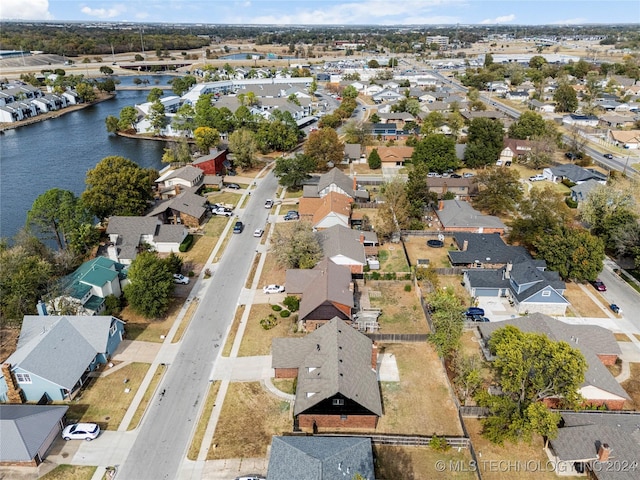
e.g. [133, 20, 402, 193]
[1, 0, 638, 25]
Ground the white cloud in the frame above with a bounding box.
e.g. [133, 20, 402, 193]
[80, 5, 125, 19]
[550, 18, 587, 25]
[480, 14, 516, 24]
[0, 0, 53, 20]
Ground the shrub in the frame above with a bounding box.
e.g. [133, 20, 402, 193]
[283, 296, 300, 312]
[178, 234, 194, 252]
[260, 314, 278, 330]
[280, 310, 291, 318]
[565, 197, 578, 209]
[271, 304, 282, 312]
[561, 178, 576, 188]
[429, 434, 451, 452]
[404, 284, 412, 292]
[103, 295, 122, 316]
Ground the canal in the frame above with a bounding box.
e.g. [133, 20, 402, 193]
[0, 76, 175, 241]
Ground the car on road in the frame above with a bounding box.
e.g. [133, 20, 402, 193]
[591, 279, 606, 292]
[263, 284, 285, 294]
[610, 304, 621, 314]
[226, 183, 241, 190]
[284, 211, 299, 221]
[529, 174, 545, 182]
[62, 423, 100, 441]
[603, 153, 613, 159]
[211, 207, 233, 216]
[264, 199, 274, 209]
[253, 228, 264, 237]
[465, 307, 485, 317]
[173, 274, 190, 285]
[233, 221, 244, 234]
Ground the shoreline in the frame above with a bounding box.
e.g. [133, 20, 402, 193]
[0, 93, 115, 132]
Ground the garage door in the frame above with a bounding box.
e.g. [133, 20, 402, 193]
[474, 288, 499, 297]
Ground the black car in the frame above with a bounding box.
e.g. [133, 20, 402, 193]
[226, 183, 241, 190]
[450, 174, 462, 178]
[284, 211, 300, 221]
[565, 152, 583, 160]
[233, 221, 244, 233]
[465, 307, 485, 317]
[603, 153, 613, 159]
[470, 315, 490, 322]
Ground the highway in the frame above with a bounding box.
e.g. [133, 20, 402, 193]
[117, 172, 279, 480]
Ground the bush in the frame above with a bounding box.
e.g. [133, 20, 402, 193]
[565, 197, 578, 209]
[283, 295, 300, 312]
[404, 284, 412, 292]
[561, 178, 577, 188]
[103, 295, 122, 316]
[260, 314, 278, 330]
[368, 149, 381, 169]
[178, 234, 194, 252]
[429, 434, 451, 452]
[271, 304, 282, 312]
[280, 310, 291, 318]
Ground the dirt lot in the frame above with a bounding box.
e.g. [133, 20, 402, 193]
[367, 280, 429, 334]
[374, 445, 476, 480]
[376, 343, 462, 436]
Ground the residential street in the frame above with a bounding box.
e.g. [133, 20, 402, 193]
[116, 170, 279, 480]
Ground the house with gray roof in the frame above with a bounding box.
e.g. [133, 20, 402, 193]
[543, 164, 607, 185]
[272, 317, 382, 430]
[155, 165, 204, 198]
[546, 411, 640, 478]
[286, 258, 354, 331]
[107, 216, 188, 265]
[315, 225, 378, 276]
[1, 315, 125, 402]
[267, 435, 374, 480]
[303, 167, 369, 201]
[464, 256, 569, 315]
[571, 179, 602, 204]
[449, 233, 531, 268]
[343, 143, 362, 162]
[0, 404, 68, 466]
[477, 314, 628, 410]
[145, 190, 208, 228]
[435, 200, 506, 234]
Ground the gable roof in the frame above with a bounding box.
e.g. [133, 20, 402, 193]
[368, 146, 414, 163]
[449, 233, 531, 265]
[315, 225, 367, 265]
[272, 317, 382, 417]
[0, 405, 68, 462]
[478, 314, 628, 401]
[146, 191, 207, 220]
[267, 436, 374, 480]
[343, 143, 361, 160]
[298, 192, 353, 227]
[7, 316, 124, 390]
[317, 168, 355, 198]
[547, 164, 608, 183]
[570, 180, 601, 202]
[436, 200, 506, 230]
[107, 216, 159, 260]
[61, 257, 125, 300]
[608, 129, 640, 143]
[155, 165, 203, 184]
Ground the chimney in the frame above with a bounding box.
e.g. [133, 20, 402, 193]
[175, 184, 181, 195]
[349, 281, 355, 292]
[462, 240, 469, 252]
[2, 364, 25, 404]
[36, 299, 48, 316]
[371, 343, 378, 371]
[598, 444, 611, 462]
[360, 233, 365, 245]
[505, 262, 513, 279]
[352, 175, 357, 191]
[438, 200, 444, 211]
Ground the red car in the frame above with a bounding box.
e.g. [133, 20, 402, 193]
[591, 280, 606, 292]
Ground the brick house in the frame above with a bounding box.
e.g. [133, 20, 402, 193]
[426, 177, 478, 201]
[272, 317, 382, 430]
[146, 191, 208, 228]
[315, 225, 378, 276]
[298, 191, 353, 230]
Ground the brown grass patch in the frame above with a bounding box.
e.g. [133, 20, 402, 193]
[368, 280, 428, 334]
[0, 325, 20, 362]
[606, 361, 622, 378]
[621, 362, 640, 410]
[171, 299, 199, 343]
[187, 381, 221, 460]
[563, 282, 608, 318]
[245, 253, 262, 289]
[39, 465, 97, 480]
[238, 304, 302, 357]
[465, 418, 583, 480]
[376, 344, 462, 435]
[614, 333, 631, 342]
[258, 247, 286, 286]
[222, 305, 245, 357]
[377, 243, 410, 273]
[272, 378, 296, 395]
[635, 334, 640, 342]
[374, 445, 476, 480]
[121, 298, 183, 343]
[64, 363, 150, 430]
[208, 382, 291, 459]
[127, 364, 166, 430]
[404, 236, 454, 268]
[437, 276, 473, 305]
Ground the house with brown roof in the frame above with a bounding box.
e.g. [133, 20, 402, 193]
[146, 191, 208, 228]
[298, 192, 353, 230]
[271, 317, 382, 430]
[285, 258, 354, 331]
[499, 138, 537, 166]
[365, 146, 414, 167]
[426, 177, 478, 201]
[607, 129, 640, 149]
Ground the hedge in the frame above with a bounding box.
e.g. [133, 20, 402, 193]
[179, 234, 194, 252]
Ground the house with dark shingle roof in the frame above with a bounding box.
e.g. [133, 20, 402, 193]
[571, 179, 601, 204]
[1, 315, 125, 402]
[546, 411, 640, 478]
[543, 164, 607, 185]
[286, 258, 354, 331]
[343, 143, 362, 162]
[435, 200, 506, 234]
[266, 435, 374, 480]
[303, 167, 369, 201]
[0, 404, 68, 466]
[315, 225, 378, 275]
[155, 165, 204, 199]
[449, 233, 531, 268]
[272, 317, 382, 430]
[145, 190, 208, 228]
[477, 314, 628, 410]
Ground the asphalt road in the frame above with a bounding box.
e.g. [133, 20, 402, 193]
[598, 263, 640, 331]
[117, 171, 278, 480]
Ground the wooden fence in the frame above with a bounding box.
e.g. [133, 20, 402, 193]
[366, 333, 428, 343]
[317, 432, 471, 448]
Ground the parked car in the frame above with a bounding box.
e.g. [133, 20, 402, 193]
[234, 475, 265, 480]
[253, 228, 264, 237]
[62, 423, 100, 441]
[263, 284, 285, 294]
[264, 199, 274, 209]
[212, 207, 233, 216]
[427, 172, 441, 178]
[463, 173, 474, 178]
[610, 304, 621, 314]
[233, 221, 244, 234]
[591, 280, 606, 292]
[565, 152, 583, 160]
[284, 211, 299, 221]
[173, 274, 190, 285]
[529, 174, 545, 182]
[470, 315, 490, 322]
[226, 183, 241, 190]
[465, 307, 485, 317]
[450, 173, 462, 178]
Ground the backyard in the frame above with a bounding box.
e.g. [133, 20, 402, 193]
[376, 243, 411, 274]
[403, 235, 455, 269]
[374, 445, 476, 480]
[367, 280, 429, 334]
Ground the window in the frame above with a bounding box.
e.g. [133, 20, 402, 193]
[109, 323, 117, 335]
[332, 398, 344, 406]
[16, 373, 31, 384]
[541, 291, 551, 297]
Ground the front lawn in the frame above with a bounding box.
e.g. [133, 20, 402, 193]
[39, 465, 96, 480]
[237, 304, 303, 357]
[120, 297, 184, 343]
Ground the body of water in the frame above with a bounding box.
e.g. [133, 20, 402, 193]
[220, 52, 296, 60]
[0, 76, 176, 240]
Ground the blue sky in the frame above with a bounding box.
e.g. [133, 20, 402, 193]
[1, 0, 638, 25]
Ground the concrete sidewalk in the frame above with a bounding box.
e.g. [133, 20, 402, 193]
[210, 355, 274, 382]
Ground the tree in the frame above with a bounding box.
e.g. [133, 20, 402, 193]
[105, 115, 119, 133]
[453, 354, 483, 406]
[273, 153, 316, 189]
[123, 252, 174, 318]
[117, 105, 138, 131]
[529, 55, 547, 69]
[171, 103, 196, 135]
[369, 112, 380, 124]
[342, 85, 358, 99]
[420, 111, 445, 135]
[193, 126, 220, 154]
[464, 118, 505, 168]
[508, 186, 572, 251]
[82, 156, 157, 221]
[367, 59, 380, 68]
[534, 226, 605, 281]
[411, 134, 459, 173]
[508, 111, 548, 140]
[524, 135, 557, 169]
[343, 121, 372, 146]
[228, 128, 258, 170]
[96, 78, 116, 93]
[553, 83, 578, 112]
[427, 287, 465, 358]
[170, 75, 196, 96]
[161, 138, 192, 164]
[405, 163, 435, 219]
[75, 82, 96, 102]
[147, 87, 164, 103]
[271, 221, 322, 269]
[99, 65, 113, 75]
[484, 53, 494, 67]
[147, 99, 167, 135]
[375, 177, 412, 238]
[194, 93, 216, 128]
[368, 149, 381, 169]
[304, 128, 343, 170]
[478, 325, 586, 444]
[447, 111, 464, 139]
[473, 168, 523, 216]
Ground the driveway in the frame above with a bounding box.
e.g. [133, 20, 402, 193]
[112, 340, 162, 363]
[210, 355, 274, 382]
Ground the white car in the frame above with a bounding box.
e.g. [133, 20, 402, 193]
[173, 273, 190, 285]
[62, 423, 100, 441]
[529, 174, 545, 182]
[263, 284, 285, 294]
[212, 207, 233, 216]
[253, 228, 264, 237]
